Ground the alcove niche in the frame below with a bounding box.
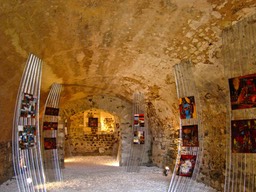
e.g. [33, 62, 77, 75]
[66, 108, 120, 157]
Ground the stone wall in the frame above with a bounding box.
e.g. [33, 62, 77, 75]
[0, 141, 13, 184]
[66, 133, 119, 156]
[147, 101, 179, 168]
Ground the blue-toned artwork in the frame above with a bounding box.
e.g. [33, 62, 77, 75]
[18, 125, 36, 149]
[179, 96, 196, 119]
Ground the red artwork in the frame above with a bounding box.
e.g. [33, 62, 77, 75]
[88, 118, 98, 127]
[229, 74, 256, 110]
[179, 96, 196, 119]
[134, 114, 144, 127]
[45, 107, 59, 116]
[44, 138, 57, 150]
[177, 155, 196, 177]
[182, 125, 199, 147]
[231, 119, 256, 153]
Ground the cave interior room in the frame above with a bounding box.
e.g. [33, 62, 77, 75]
[1, 0, 256, 192]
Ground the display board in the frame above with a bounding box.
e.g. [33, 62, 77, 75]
[12, 53, 46, 192]
[223, 14, 256, 192]
[42, 83, 63, 182]
[168, 61, 202, 192]
[126, 92, 148, 172]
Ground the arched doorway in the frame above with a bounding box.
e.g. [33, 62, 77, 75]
[59, 95, 133, 166]
[65, 108, 120, 157]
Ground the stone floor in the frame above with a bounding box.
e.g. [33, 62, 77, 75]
[0, 156, 216, 192]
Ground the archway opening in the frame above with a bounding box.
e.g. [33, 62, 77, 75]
[64, 108, 120, 163]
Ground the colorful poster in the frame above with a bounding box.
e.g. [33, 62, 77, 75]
[231, 119, 256, 153]
[43, 122, 58, 130]
[134, 114, 139, 126]
[20, 93, 37, 118]
[133, 131, 145, 144]
[134, 114, 144, 127]
[45, 107, 59, 116]
[182, 125, 199, 147]
[177, 155, 196, 177]
[179, 96, 196, 119]
[229, 74, 256, 110]
[139, 114, 145, 127]
[19, 125, 36, 149]
[44, 138, 57, 150]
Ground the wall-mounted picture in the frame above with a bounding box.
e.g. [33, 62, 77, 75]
[139, 114, 144, 127]
[179, 96, 196, 119]
[177, 155, 196, 177]
[19, 125, 36, 149]
[229, 74, 256, 110]
[43, 122, 58, 130]
[88, 117, 98, 127]
[231, 119, 256, 153]
[44, 138, 57, 150]
[134, 114, 144, 127]
[133, 131, 145, 144]
[20, 93, 37, 118]
[182, 125, 199, 147]
[134, 114, 139, 126]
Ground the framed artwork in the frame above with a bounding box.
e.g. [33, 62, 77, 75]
[45, 107, 59, 116]
[134, 114, 144, 127]
[88, 118, 98, 127]
[229, 74, 256, 110]
[133, 131, 145, 144]
[44, 138, 57, 150]
[19, 125, 36, 149]
[177, 155, 196, 177]
[134, 114, 139, 126]
[20, 93, 37, 118]
[139, 114, 144, 127]
[182, 125, 199, 147]
[231, 119, 256, 153]
[43, 122, 58, 130]
[179, 96, 196, 119]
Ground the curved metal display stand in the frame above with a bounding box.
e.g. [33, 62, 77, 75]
[223, 14, 256, 192]
[41, 83, 63, 182]
[168, 61, 203, 192]
[12, 53, 46, 192]
[127, 92, 148, 172]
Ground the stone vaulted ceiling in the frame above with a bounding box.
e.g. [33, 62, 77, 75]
[0, 0, 256, 140]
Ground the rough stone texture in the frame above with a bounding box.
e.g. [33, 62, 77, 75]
[0, 141, 13, 184]
[67, 133, 119, 156]
[1, 0, 256, 190]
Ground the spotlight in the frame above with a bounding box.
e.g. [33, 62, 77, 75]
[163, 166, 170, 176]
[27, 177, 32, 184]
